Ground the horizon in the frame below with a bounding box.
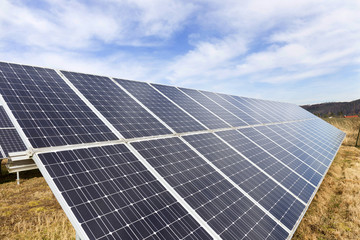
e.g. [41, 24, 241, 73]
[1, 0, 359, 105]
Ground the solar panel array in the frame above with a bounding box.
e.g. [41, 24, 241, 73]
[0, 61, 345, 240]
[0, 105, 27, 158]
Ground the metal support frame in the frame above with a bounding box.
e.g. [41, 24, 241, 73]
[76, 232, 81, 240]
[16, 171, 20, 185]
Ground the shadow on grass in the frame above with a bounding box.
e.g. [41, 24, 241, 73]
[0, 165, 42, 184]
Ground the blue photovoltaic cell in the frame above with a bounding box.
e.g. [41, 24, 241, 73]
[152, 84, 229, 129]
[0, 62, 118, 148]
[37, 144, 211, 240]
[199, 91, 258, 126]
[179, 88, 248, 127]
[61, 71, 172, 139]
[217, 94, 270, 124]
[0, 105, 27, 157]
[237, 98, 279, 123]
[237, 127, 316, 202]
[115, 79, 206, 133]
[287, 120, 344, 164]
[216, 130, 305, 229]
[254, 125, 324, 186]
[0, 128, 27, 157]
[231, 96, 275, 123]
[183, 133, 309, 228]
[132, 137, 289, 239]
[267, 124, 329, 177]
[0, 106, 14, 128]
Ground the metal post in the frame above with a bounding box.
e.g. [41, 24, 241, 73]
[76, 232, 81, 240]
[17, 171, 20, 185]
[356, 127, 360, 147]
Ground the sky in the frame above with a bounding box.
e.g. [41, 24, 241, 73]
[0, 0, 359, 105]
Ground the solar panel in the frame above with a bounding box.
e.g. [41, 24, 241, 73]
[0, 106, 27, 157]
[216, 94, 271, 124]
[0, 62, 118, 148]
[115, 79, 206, 133]
[179, 88, 248, 127]
[60, 71, 172, 139]
[151, 84, 229, 129]
[35, 144, 212, 240]
[0, 105, 14, 128]
[132, 137, 289, 239]
[0, 61, 346, 240]
[0, 128, 27, 157]
[199, 90, 259, 126]
[214, 130, 306, 229]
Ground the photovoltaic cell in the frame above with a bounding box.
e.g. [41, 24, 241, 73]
[132, 137, 288, 239]
[0, 62, 118, 148]
[199, 91, 258, 126]
[237, 127, 316, 202]
[240, 98, 282, 122]
[152, 84, 229, 129]
[0, 106, 14, 128]
[267, 124, 329, 176]
[61, 71, 172, 139]
[37, 144, 211, 240]
[217, 94, 270, 124]
[183, 133, 309, 229]
[179, 88, 248, 127]
[0, 128, 27, 157]
[115, 79, 206, 133]
[231, 96, 275, 123]
[288, 120, 344, 163]
[216, 130, 305, 229]
[0, 105, 27, 157]
[253, 125, 323, 187]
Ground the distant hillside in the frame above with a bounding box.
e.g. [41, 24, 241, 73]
[301, 99, 360, 117]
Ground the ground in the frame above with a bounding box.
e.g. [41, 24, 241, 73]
[0, 118, 359, 240]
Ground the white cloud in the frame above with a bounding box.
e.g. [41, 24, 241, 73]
[0, 0, 359, 103]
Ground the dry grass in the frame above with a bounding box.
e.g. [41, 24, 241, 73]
[0, 170, 75, 240]
[293, 118, 360, 240]
[326, 117, 360, 146]
[0, 118, 359, 240]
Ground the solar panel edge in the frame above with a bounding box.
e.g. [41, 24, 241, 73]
[178, 136, 292, 236]
[0, 145, 5, 158]
[286, 132, 346, 239]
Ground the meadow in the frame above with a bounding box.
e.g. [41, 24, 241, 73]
[0, 118, 359, 240]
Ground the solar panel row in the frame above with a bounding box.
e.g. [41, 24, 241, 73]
[0, 61, 345, 240]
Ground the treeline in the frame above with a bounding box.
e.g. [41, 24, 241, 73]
[301, 99, 360, 117]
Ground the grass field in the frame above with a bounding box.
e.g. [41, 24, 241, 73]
[0, 118, 359, 240]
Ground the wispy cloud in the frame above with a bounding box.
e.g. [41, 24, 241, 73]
[0, 0, 359, 104]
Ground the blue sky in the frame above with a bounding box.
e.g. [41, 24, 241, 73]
[0, 0, 359, 105]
